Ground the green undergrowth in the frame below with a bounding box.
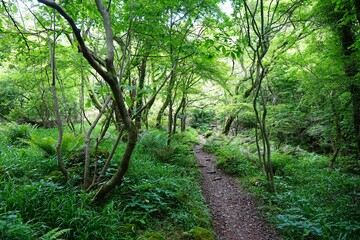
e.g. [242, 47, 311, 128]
[0, 124, 212, 239]
[204, 133, 360, 240]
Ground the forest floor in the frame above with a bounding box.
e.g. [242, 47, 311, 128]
[195, 136, 280, 240]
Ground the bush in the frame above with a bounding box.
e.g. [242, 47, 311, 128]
[26, 132, 84, 158]
[190, 109, 215, 132]
[2, 123, 33, 146]
[0, 80, 23, 118]
[205, 135, 258, 176]
[0, 211, 33, 240]
[182, 226, 215, 240]
[139, 232, 166, 240]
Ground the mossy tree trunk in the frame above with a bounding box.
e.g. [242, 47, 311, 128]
[222, 115, 235, 135]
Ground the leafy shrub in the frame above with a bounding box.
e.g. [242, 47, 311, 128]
[190, 109, 215, 132]
[172, 128, 200, 145]
[216, 155, 256, 176]
[236, 111, 256, 129]
[139, 232, 166, 240]
[271, 152, 295, 177]
[203, 136, 226, 153]
[154, 146, 175, 162]
[26, 135, 57, 156]
[205, 135, 258, 176]
[182, 226, 215, 240]
[121, 180, 178, 225]
[137, 130, 168, 155]
[270, 152, 360, 239]
[26, 132, 84, 159]
[276, 212, 323, 239]
[3, 123, 33, 146]
[0, 80, 23, 118]
[0, 211, 33, 240]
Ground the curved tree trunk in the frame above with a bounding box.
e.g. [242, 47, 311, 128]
[243, 0, 276, 193]
[38, 0, 138, 202]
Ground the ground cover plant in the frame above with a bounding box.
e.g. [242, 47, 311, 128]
[0, 124, 212, 239]
[204, 133, 360, 240]
[1, 0, 360, 239]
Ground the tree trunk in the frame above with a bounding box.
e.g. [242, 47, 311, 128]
[168, 100, 173, 145]
[242, 0, 276, 193]
[329, 92, 343, 168]
[180, 96, 187, 132]
[339, 22, 360, 157]
[166, 72, 177, 146]
[135, 55, 148, 129]
[329, 147, 341, 169]
[39, 0, 136, 201]
[351, 84, 360, 157]
[91, 73, 138, 201]
[355, 0, 360, 24]
[143, 94, 156, 129]
[222, 115, 235, 135]
[85, 77, 103, 111]
[97, 127, 124, 184]
[155, 96, 170, 128]
[173, 95, 186, 134]
[79, 58, 85, 132]
[84, 96, 112, 189]
[48, 17, 69, 182]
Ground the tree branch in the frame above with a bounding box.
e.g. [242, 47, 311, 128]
[2, 0, 30, 51]
[95, 0, 116, 73]
[38, 0, 112, 84]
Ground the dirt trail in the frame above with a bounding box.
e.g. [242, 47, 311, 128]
[195, 136, 279, 240]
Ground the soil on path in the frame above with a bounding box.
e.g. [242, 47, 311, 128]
[195, 136, 279, 240]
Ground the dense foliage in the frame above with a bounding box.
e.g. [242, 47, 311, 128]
[0, 0, 359, 239]
[0, 125, 212, 239]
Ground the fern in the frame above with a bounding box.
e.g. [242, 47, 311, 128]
[40, 227, 71, 240]
[25, 134, 57, 156]
[61, 132, 84, 155]
[25, 132, 84, 157]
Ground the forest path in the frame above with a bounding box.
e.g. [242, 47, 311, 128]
[194, 136, 279, 240]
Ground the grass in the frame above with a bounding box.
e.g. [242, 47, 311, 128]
[0, 123, 212, 239]
[204, 132, 360, 240]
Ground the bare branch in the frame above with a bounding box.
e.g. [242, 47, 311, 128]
[84, 95, 112, 188]
[1, 0, 30, 51]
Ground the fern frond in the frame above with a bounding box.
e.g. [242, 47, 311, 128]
[41, 227, 71, 240]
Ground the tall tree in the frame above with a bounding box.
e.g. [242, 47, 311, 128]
[37, 0, 137, 201]
[314, 0, 360, 158]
